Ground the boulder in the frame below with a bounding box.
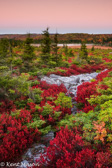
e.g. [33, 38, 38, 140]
[41, 72, 99, 96]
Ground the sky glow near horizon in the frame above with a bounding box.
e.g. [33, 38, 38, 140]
[0, 0, 112, 34]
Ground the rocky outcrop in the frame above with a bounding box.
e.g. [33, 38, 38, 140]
[41, 72, 99, 96]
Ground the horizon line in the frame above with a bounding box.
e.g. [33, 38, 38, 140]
[0, 32, 112, 35]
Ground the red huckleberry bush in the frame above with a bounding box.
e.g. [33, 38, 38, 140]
[47, 64, 106, 77]
[0, 113, 40, 162]
[75, 81, 98, 112]
[34, 127, 111, 168]
[0, 99, 16, 114]
[75, 69, 111, 112]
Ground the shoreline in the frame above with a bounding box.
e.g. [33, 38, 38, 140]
[31, 44, 112, 49]
[69, 45, 112, 49]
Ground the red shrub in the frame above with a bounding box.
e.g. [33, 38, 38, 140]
[75, 81, 98, 112]
[0, 113, 40, 162]
[102, 58, 112, 63]
[0, 100, 16, 114]
[95, 152, 111, 168]
[74, 148, 95, 168]
[47, 64, 106, 77]
[41, 84, 67, 100]
[35, 127, 97, 168]
[96, 69, 110, 81]
[34, 127, 111, 168]
[75, 70, 111, 112]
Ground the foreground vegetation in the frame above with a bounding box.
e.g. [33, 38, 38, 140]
[0, 29, 112, 167]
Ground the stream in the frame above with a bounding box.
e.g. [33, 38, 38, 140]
[17, 71, 102, 167]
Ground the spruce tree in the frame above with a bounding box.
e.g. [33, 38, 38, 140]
[91, 45, 95, 51]
[22, 34, 35, 71]
[79, 42, 88, 60]
[52, 33, 61, 66]
[0, 38, 9, 66]
[41, 28, 51, 64]
[63, 44, 68, 61]
[0, 38, 14, 73]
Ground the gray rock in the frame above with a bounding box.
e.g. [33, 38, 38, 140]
[50, 74, 61, 78]
[41, 71, 100, 96]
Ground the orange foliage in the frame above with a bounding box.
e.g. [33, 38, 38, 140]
[93, 121, 107, 143]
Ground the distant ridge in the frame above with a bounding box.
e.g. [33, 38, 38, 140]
[0, 33, 112, 44]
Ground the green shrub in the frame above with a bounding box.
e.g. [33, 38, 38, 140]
[98, 100, 112, 131]
[48, 61, 57, 68]
[60, 61, 70, 68]
[30, 88, 43, 104]
[58, 110, 98, 142]
[27, 118, 46, 129]
[88, 56, 102, 65]
[35, 105, 42, 111]
[15, 99, 27, 109]
[46, 96, 55, 101]
[54, 92, 72, 108]
[31, 80, 40, 87]
[27, 98, 34, 103]
[41, 103, 54, 117]
[54, 111, 61, 120]
[57, 68, 66, 73]
[13, 58, 23, 66]
[11, 110, 21, 118]
[39, 125, 52, 135]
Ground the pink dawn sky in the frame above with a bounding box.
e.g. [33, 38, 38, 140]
[0, 0, 112, 34]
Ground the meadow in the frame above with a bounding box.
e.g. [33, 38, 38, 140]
[0, 31, 112, 167]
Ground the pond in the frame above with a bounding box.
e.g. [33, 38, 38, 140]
[31, 43, 94, 47]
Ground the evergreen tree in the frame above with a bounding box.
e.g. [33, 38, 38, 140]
[7, 42, 14, 72]
[79, 42, 88, 60]
[53, 33, 58, 56]
[41, 28, 51, 64]
[0, 38, 9, 66]
[0, 38, 14, 73]
[52, 33, 61, 66]
[22, 34, 35, 70]
[91, 45, 95, 51]
[63, 44, 68, 61]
